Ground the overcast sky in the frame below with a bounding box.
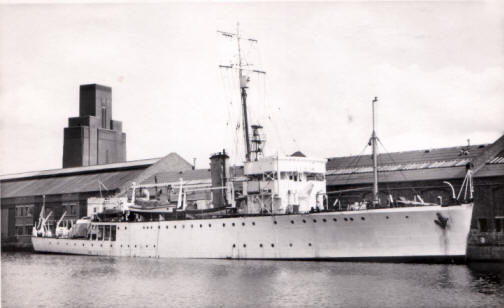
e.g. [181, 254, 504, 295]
[1, 1, 503, 174]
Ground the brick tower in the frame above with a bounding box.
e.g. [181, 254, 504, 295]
[62, 84, 126, 168]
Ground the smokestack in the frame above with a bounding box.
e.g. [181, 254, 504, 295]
[209, 149, 230, 208]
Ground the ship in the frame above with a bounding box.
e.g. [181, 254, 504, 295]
[32, 26, 474, 262]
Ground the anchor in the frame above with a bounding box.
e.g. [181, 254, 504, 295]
[434, 212, 449, 229]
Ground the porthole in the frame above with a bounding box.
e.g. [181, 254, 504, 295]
[260, 244, 263, 248]
[232, 222, 235, 227]
[209, 224, 212, 227]
[174, 225, 177, 229]
[289, 243, 293, 247]
[274, 221, 277, 224]
[291, 220, 294, 224]
[125, 227, 127, 230]
[405, 216, 409, 219]
[166, 225, 169, 229]
[386, 216, 390, 219]
[91, 244, 93, 247]
[120, 245, 123, 248]
[82, 244, 85, 247]
[110, 244, 113, 248]
[66, 243, 68, 245]
[232, 244, 236, 248]
[303, 219, 306, 223]
[142, 226, 145, 229]
[100, 244, 103, 247]
[134, 245, 137, 248]
[271, 243, 275, 248]
[308, 243, 312, 247]
[344, 218, 348, 221]
[153, 245, 156, 248]
[117, 227, 120, 230]
[146, 245, 149, 248]
[242, 222, 245, 226]
[182, 225, 185, 228]
[74, 243, 76, 246]
[313, 219, 317, 223]
[151, 226, 153, 229]
[222, 223, 226, 227]
[333, 218, 337, 222]
[361, 217, 365, 221]
[128, 245, 130, 248]
[252, 222, 255, 226]
[350, 218, 354, 221]
[322, 218, 327, 222]
[200, 224, 203, 228]
[191, 224, 194, 228]
[158, 226, 160, 229]
[243, 244, 246, 248]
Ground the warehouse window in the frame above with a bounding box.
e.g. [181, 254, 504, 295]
[15, 205, 33, 217]
[495, 218, 504, 233]
[16, 226, 24, 236]
[63, 202, 78, 217]
[478, 218, 488, 233]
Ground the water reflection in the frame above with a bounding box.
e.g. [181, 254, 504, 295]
[468, 262, 504, 295]
[2, 252, 504, 308]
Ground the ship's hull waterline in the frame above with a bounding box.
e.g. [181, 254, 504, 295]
[32, 203, 473, 262]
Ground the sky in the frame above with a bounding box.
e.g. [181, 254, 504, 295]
[0, 1, 503, 174]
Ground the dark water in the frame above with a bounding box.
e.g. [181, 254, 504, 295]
[2, 252, 504, 308]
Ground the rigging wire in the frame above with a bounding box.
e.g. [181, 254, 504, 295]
[334, 142, 372, 202]
[376, 137, 419, 196]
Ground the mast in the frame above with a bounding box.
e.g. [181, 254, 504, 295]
[237, 24, 252, 162]
[371, 96, 379, 205]
[218, 23, 265, 163]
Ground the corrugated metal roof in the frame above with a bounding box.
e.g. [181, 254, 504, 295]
[326, 158, 473, 176]
[326, 144, 488, 170]
[1, 169, 145, 198]
[0, 154, 194, 199]
[0, 158, 161, 181]
[326, 143, 504, 186]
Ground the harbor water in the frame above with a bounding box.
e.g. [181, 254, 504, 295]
[2, 252, 504, 308]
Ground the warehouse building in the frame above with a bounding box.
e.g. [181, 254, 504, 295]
[0, 154, 194, 249]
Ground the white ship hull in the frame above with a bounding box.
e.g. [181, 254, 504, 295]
[32, 203, 473, 262]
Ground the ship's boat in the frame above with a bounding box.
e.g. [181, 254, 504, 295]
[32, 26, 474, 262]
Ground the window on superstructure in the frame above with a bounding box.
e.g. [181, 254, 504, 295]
[90, 225, 97, 240]
[97, 225, 104, 240]
[111, 226, 116, 241]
